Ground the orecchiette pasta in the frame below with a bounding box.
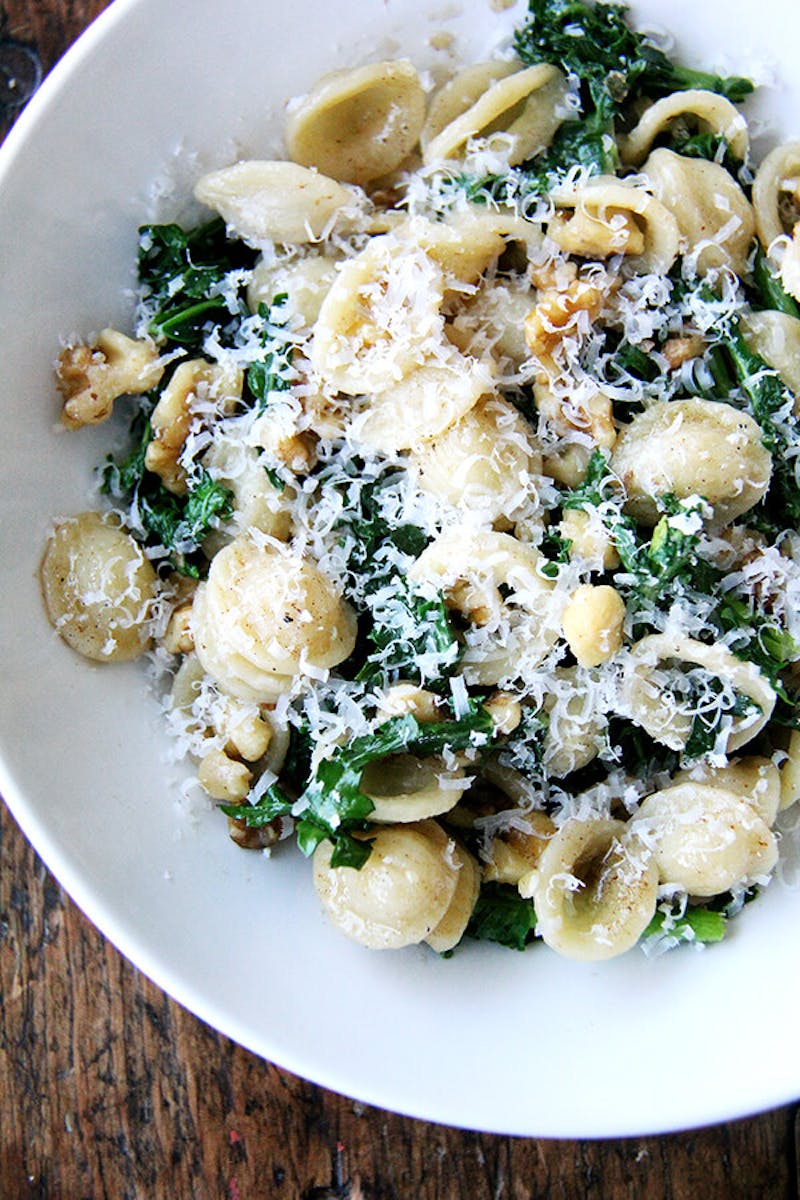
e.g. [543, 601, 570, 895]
[192, 534, 357, 702]
[620, 634, 776, 754]
[547, 177, 681, 274]
[634, 782, 778, 896]
[408, 394, 541, 524]
[360, 754, 469, 823]
[532, 818, 659, 961]
[46, 4, 800, 963]
[752, 140, 800, 249]
[422, 62, 568, 168]
[285, 60, 426, 187]
[194, 161, 362, 244]
[610, 398, 772, 527]
[642, 148, 755, 276]
[312, 820, 464, 950]
[408, 528, 559, 685]
[619, 88, 749, 167]
[41, 513, 158, 662]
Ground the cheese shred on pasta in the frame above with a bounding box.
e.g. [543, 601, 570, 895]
[42, 0, 800, 961]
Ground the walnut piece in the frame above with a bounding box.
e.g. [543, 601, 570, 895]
[58, 329, 163, 429]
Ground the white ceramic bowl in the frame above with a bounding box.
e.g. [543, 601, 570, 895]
[2, 0, 800, 1138]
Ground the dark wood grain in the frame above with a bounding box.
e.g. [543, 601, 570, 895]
[1, 3, 798, 1197]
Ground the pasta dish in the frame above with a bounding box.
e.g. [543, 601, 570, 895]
[39, 0, 800, 960]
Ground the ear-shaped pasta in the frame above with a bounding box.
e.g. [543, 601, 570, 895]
[194, 161, 362, 245]
[610, 398, 772, 527]
[752, 140, 800, 249]
[547, 177, 680, 273]
[422, 62, 568, 167]
[543, 667, 608, 777]
[532, 818, 659, 961]
[620, 633, 776, 754]
[619, 89, 749, 167]
[192, 534, 357, 702]
[634, 782, 778, 896]
[41, 513, 158, 662]
[448, 275, 536, 370]
[674, 756, 781, 827]
[247, 252, 340, 327]
[351, 350, 494, 453]
[408, 394, 541, 524]
[310, 232, 446, 395]
[391, 210, 543, 299]
[739, 310, 800, 404]
[424, 841, 482, 953]
[408, 528, 559, 685]
[482, 809, 556, 890]
[285, 60, 426, 187]
[360, 754, 469, 822]
[642, 148, 755, 277]
[312, 819, 460, 949]
[202, 437, 294, 543]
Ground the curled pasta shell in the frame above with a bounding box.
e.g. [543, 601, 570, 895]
[286, 60, 426, 186]
[40, 513, 157, 662]
[202, 438, 293, 543]
[194, 161, 361, 245]
[620, 633, 776, 754]
[192, 534, 357, 702]
[543, 667, 607, 778]
[351, 350, 494, 453]
[422, 62, 568, 167]
[532, 818, 658, 961]
[642, 148, 755, 277]
[247, 253, 339, 327]
[739, 310, 800, 405]
[310, 232, 446, 395]
[619, 89, 749, 167]
[634, 782, 778, 896]
[752, 140, 800, 249]
[548, 177, 680, 273]
[424, 842, 481, 953]
[610, 398, 772, 527]
[312, 820, 460, 949]
[360, 754, 469, 823]
[674, 756, 781, 827]
[408, 527, 559, 685]
[408, 394, 541, 523]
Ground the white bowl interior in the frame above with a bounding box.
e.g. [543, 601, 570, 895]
[1, 0, 800, 1136]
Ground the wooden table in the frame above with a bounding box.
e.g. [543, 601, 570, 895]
[1, 3, 798, 1196]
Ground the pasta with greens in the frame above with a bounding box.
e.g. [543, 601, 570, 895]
[41, 0, 800, 961]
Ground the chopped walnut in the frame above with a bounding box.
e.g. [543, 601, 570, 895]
[58, 329, 164, 429]
[662, 333, 705, 371]
[145, 359, 242, 494]
[535, 379, 617, 450]
[524, 271, 610, 368]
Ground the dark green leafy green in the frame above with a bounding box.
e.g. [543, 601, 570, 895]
[465, 883, 538, 951]
[294, 704, 493, 868]
[101, 412, 233, 577]
[750, 242, 800, 318]
[514, 0, 754, 109]
[138, 218, 254, 349]
[245, 297, 295, 411]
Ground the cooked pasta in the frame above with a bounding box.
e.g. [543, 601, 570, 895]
[41, 0, 800, 962]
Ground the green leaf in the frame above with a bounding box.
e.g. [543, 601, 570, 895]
[751, 242, 800, 318]
[295, 705, 493, 868]
[644, 905, 727, 945]
[219, 783, 293, 826]
[465, 883, 538, 951]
